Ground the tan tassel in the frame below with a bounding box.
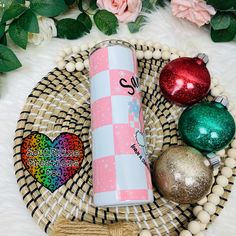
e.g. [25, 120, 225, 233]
[53, 217, 140, 236]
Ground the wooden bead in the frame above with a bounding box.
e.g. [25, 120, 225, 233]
[228, 101, 235, 111]
[154, 42, 161, 50]
[204, 202, 216, 215]
[210, 82, 216, 89]
[170, 54, 179, 60]
[64, 47, 72, 55]
[188, 221, 201, 234]
[227, 148, 236, 159]
[231, 109, 236, 118]
[136, 50, 144, 60]
[213, 168, 219, 176]
[88, 41, 95, 49]
[212, 185, 224, 196]
[221, 166, 233, 178]
[137, 39, 144, 45]
[197, 197, 207, 205]
[231, 140, 236, 148]
[211, 77, 219, 85]
[208, 193, 220, 205]
[153, 50, 162, 59]
[211, 87, 221, 96]
[58, 51, 66, 57]
[72, 46, 80, 53]
[65, 62, 75, 72]
[162, 51, 171, 60]
[216, 149, 225, 157]
[55, 56, 63, 63]
[161, 44, 169, 51]
[180, 230, 192, 236]
[130, 39, 137, 45]
[197, 210, 210, 224]
[57, 61, 66, 70]
[193, 206, 203, 216]
[217, 85, 224, 93]
[200, 223, 207, 231]
[75, 61, 84, 71]
[216, 175, 228, 187]
[195, 232, 204, 236]
[140, 229, 152, 236]
[225, 157, 236, 168]
[144, 50, 153, 60]
[170, 47, 178, 53]
[80, 44, 88, 51]
[84, 59, 89, 69]
[145, 40, 153, 47]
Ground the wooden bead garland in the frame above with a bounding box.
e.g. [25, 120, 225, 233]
[54, 39, 236, 236]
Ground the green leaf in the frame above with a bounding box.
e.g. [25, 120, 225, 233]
[77, 0, 84, 12]
[128, 15, 146, 33]
[210, 13, 231, 30]
[64, 0, 75, 5]
[77, 12, 92, 33]
[15, 0, 25, 4]
[18, 9, 39, 33]
[142, 0, 166, 12]
[89, 0, 97, 10]
[30, 0, 68, 17]
[0, 33, 7, 45]
[1, 2, 26, 23]
[211, 16, 236, 42]
[94, 10, 118, 35]
[0, 44, 22, 72]
[207, 0, 236, 11]
[56, 18, 87, 39]
[0, 24, 5, 38]
[9, 19, 28, 49]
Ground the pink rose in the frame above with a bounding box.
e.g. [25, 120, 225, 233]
[97, 0, 142, 23]
[171, 0, 216, 27]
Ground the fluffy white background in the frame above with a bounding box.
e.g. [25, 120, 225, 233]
[0, 5, 236, 236]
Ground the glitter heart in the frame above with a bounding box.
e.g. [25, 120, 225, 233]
[21, 132, 84, 192]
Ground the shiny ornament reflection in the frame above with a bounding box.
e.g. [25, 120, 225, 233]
[153, 146, 213, 204]
[178, 101, 235, 152]
[159, 55, 211, 105]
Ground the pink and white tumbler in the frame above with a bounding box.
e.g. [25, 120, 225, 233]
[89, 40, 153, 207]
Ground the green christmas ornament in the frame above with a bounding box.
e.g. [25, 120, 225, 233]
[178, 96, 235, 152]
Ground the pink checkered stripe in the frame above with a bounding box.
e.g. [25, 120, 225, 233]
[90, 45, 152, 203]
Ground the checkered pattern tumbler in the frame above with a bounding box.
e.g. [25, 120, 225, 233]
[89, 40, 154, 207]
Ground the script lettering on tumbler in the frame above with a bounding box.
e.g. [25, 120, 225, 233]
[130, 144, 149, 170]
[119, 76, 139, 95]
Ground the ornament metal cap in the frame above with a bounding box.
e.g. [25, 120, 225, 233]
[214, 96, 229, 108]
[196, 53, 209, 64]
[206, 153, 221, 168]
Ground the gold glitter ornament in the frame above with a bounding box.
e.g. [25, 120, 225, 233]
[153, 145, 213, 204]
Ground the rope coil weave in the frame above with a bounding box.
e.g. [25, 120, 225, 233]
[13, 41, 235, 236]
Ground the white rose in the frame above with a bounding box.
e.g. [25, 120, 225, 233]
[28, 17, 57, 45]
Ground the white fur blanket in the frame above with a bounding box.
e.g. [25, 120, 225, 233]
[0, 5, 236, 236]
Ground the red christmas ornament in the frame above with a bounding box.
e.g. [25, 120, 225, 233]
[159, 54, 211, 105]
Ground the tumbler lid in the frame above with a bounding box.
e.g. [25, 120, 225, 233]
[89, 39, 135, 57]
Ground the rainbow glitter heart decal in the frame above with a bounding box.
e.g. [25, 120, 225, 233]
[21, 132, 84, 192]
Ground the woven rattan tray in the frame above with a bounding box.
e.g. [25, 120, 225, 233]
[13, 40, 235, 236]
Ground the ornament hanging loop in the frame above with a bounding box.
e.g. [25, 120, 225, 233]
[206, 153, 221, 169]
[214, 96, 229, 108]
[196, 53, 209, 64]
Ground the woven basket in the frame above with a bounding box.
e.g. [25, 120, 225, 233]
[13, 40, 235, 236]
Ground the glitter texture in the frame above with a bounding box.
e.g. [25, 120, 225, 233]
[179, 101, 236, 152]
[153, 145, 213, 204]
[159, 57, 211, 105]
